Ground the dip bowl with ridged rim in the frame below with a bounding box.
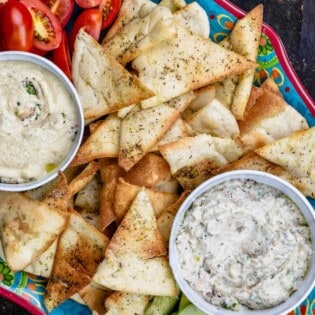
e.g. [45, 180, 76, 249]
[169, 170, 315, 315]
[0, 51, 84, 192]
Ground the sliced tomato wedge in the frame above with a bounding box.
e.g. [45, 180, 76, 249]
[51, 31, 72, 79]
[20, 0, 62, 51]
[42, 0, 74, 28]
[99, 0, 121, 30]
[69, 8, 102, 53]
[0, 0, 34, 51]
[75, 0, 101, 9]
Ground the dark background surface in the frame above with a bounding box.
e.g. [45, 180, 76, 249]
[0, 0, 314, 314]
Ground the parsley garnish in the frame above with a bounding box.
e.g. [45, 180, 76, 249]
[24, 81, 37, 95]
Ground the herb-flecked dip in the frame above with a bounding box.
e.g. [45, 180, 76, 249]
[0, 60, 78, 184]
[176, 179, 312, 311]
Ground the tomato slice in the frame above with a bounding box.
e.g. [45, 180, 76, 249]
[20, 0, 62, 51]
[99, 0, 121, 30]
[42, 0, 74, 28]
[75, 0, 101, 9]
[69, 8, 102, 53]
[51, 31, 72, 79]
[0, 0, 34, 51]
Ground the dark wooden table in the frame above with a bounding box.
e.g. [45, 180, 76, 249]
[0, 0, 314, 314]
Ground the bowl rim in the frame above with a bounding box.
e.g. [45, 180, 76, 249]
[0, 51, 84, 192]
[169, 170, 315, 315]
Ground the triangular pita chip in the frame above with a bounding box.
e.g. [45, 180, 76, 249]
[173, 2, 210, 37]
[104, 5, 177, 65]
[230, 5, 263, 120]
[0, 192, 68, 271]
[255, 127, 315, 198]
[44, 210, 109, 311]
[132, 26, 256, 108]
[72, 30, 154, 121]
[103, 0, 156, 42]
[71, 114, 121, 166]
[93, 190, 178, 296]
[239, 86, 309, 153]
[159, 134, 242, 189]
[105, 291, 151, 315]
[119, 104, 180, 171]
[114, 178, 178, 221]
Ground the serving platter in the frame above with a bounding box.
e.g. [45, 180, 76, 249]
[0, 0, 314, 314]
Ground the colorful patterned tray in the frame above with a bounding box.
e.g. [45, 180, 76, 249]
[0, 0, 314, 314]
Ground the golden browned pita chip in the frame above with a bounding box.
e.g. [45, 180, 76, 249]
[43, 172, 69, 212]
[99, 161, 126, 234]
[105, 291, 151, 315]
[44, 210, 109, 312]
[103, 0, 156, 42]
[157, 190, 190, 246]
[79, 283, 111, 315]
[261, 77, 282, 97]
[114, 178, 178, 222]
[93, 190, 178, 296]
[104, 6, 177, 65]
[185, 98, 239, 138]
[72, 30, 154, 121]
[132, 26, 256, 108]
[119, 104, 180, 171]
[122, 153, 171, 188]
[256, 127, 315, 198]
[242, 85, 263, 118]
[160, 134, 242, 189]
[68, 161, 100, 197]
[89, 120, 103, 134]
[0, 192, 68, 271]
[71, 114, 121, 166]
[239, 87, 309, 153]
[230, 5, 263, 120]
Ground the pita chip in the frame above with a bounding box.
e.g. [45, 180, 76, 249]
[173, 2, 210, 37]
[44, 210, 109, 311]
[239, 86, 309, 153]
[114, 178, 178, 222]
[72, 30, 154, 121]
[185, 98, 240, 138]
[132, 26, 256, 108]
[166, 92, 196, 113]
[230, 5, 263, 120]
[103, 0, 156, 42]
[256, 127, 315, 198]
[159, 0, 186, 12]
[71, 114, 121, 166]
[105, 292, 151, 315]
[119, 104, 180, 171]
[160, 134, 242, 189]
[68, 161, 100, 198]
[104, 6, 177, 65]
[93, 190, 178, 296]
[0, 192, 68, 271]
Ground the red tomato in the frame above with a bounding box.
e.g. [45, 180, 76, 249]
[20, 0, 62, 51]
[0, 0, 34, 51]
[42, 0, 74, 28]
[99, 0, 121, 30]
[75, 0, 101, 9]
[51, 31, 72, 79]
[69, 8, 102, 53]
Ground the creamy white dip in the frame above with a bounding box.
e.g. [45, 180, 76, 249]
[176, 179, 312, 311]
[0, 60, 78, 183]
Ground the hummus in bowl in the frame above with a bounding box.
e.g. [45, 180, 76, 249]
[169, 170, 315, 315]
[0, 51, 84, 191]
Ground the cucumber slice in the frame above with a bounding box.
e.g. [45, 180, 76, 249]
[144, 296, 179, 315]
[178, 293, 190, 311]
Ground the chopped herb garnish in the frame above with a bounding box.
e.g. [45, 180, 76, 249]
[24, 81, 37, 95]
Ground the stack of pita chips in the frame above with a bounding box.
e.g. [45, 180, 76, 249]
[1, 0, 314, 314]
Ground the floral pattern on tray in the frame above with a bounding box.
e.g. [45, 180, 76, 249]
[0, 0, 314, 314]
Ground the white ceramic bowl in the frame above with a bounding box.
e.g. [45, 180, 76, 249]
[169, 170, 315, 315]
[0, 51, 84, 192]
